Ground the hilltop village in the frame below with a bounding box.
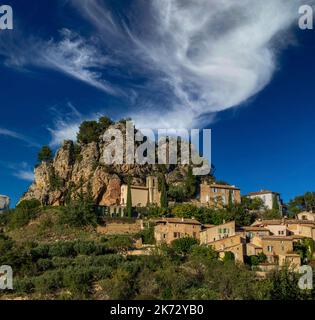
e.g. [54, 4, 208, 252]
[1, 118, 315, 300]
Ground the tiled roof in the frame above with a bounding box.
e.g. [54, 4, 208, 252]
[247, 190, 279, 196]
[155, 217, 201, 225]
[252, 219, 315, 227]
[261, 236, 294, 241]
[241, 226, 269, 232]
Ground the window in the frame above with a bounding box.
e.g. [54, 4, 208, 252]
[267, 246, 273, 252]
[212, 188, 218, 193]
[174, 232, 181, 238]
[193, 232, 196, 238]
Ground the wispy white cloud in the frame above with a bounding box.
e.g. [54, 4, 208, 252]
[38, 29, 120, 96]
[73, 0, 308, 128]
[0, 161, 34, 182]
[47, 102, 83, 147]
[0, 128, 40, 147]
[0, 0, 311, 131]
[47, 102, 108, 147]
[0, 28, 120, 95]
[13, 169, 34, 182]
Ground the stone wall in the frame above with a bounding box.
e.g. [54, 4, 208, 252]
[96, 219, 144, 235]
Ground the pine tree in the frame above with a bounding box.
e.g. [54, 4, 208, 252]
[160, 175, 168, 209]
[126, 176, 133, 218]
[38, 146, 53, 163]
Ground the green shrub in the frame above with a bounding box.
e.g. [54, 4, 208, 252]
[135, 226, 155, 245]
[106, 236, 133, 254]
[37, 258, 53, 272]
[33, 270, 63, 294]
[59, 200, 97, 228]
[14, 278, 35, 294]
[49, 242, 76, 258]
[7, 200, 41, 230]
[63, 267, 94, 296]
[30, 244, 50, 260]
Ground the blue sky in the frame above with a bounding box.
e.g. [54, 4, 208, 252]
[0, 0, 315, 206]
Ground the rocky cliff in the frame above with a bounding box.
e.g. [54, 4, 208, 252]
[20, 122, 201, 206]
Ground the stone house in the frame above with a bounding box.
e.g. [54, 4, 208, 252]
[246, 190, 283, 213]
[200, 221, 236, 244]
[297, 211, 315, 222]
[240, 226, 270, 240]
[200, 182, 241, 208]
[278, 253, 301, 271]
[259, 236, 295, 264]
[252, 219, 315, 241]
[207, 235, 246, 263]
[154, 217, 202, 244]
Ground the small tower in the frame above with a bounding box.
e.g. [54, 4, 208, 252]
[146, 176, 159, 204]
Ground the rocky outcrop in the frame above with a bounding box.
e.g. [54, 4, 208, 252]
[21, 122, 211, 206]
[0, 195, 10, 212]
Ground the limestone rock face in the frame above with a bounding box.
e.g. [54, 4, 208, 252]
[0, 195, 10, 212]
[20, 123, 211, 206]
[99, 175, 121, 206]
[53, 140, 74, 181]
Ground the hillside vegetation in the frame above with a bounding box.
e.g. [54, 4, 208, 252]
[0, 200, 314, 300]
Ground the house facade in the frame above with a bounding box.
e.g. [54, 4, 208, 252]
[154, 218, 202, 244]
[247, 190, 283, 212]
[200, 221, 236, 244]
[200, 182, 241, 208]
[252, 218, 315, 241]
[297, 211, 315, 222]
[209, 235, 246, 263]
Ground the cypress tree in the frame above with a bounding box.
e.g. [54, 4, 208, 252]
[272, 194, 280, 211]
[228, 190, 233, 209]
[127, 176, 133, 218]
[160, 175, 168, 209]
[185, 166, 196, 198]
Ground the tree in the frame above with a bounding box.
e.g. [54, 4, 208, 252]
[272, 194, 280, 211]
[38, 146, 53, 163]
[223, 251, 235, 263]
[97, 116, 114, 134]
[260, 209, 282, 220]
[160, 175, 168, 209]
[168, 185, 186, 202]
[288, 192, 315, 215]
[126, 176, 133, 218]
[171, 237, 199, 255]
[228, 190, 233, 209]
[59, 185, 97, 228]
[77, 121, 99, 144]
[185, 166, 196, 198]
